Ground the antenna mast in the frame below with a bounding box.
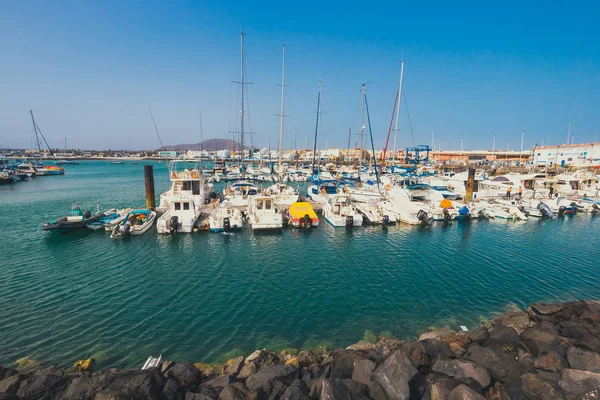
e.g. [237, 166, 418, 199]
[199, 109, 204, 154]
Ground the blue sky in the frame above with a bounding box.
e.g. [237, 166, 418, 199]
[1, 1, 599, 150]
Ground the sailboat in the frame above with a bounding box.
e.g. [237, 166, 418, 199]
[29, 110, 64, 176]
[265, 45, 299, 207]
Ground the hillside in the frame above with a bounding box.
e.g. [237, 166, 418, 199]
[159, 139, 252, 152]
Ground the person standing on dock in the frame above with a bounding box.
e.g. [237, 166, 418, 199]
[549, 185, 554, 198]
[506, 186, 512, 199]
[518, 186, 523, 200]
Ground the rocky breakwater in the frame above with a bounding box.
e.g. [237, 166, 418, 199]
[2, 300, 600, 399]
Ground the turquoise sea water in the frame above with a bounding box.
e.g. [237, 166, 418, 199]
[0, 161, 599, 369]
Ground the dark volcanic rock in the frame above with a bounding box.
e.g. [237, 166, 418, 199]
[297, 351, 319, 368]
[0, 367, 18, 382]
[238, 363, 258, 380]
[464, 344, 522, 382]
[566, 346, 600, 373]
[559, 368, 600, 400]
[0, 375, 22, 395]
[489, 311, 533, 335]
[533, 351, 568, 372]
[488, 324, 520, 344]
[219, 382, 256, 400]
[467, 326, 490, 344]
[328, 354, 356, 379]
[168, 362, 203, 388]
[400, 341, 429, 368]
[93, 369, 166, 400]
[422, 339, 454, 360]
[530, 302, 564, 316]
[279, 379, 308, 400]
[201, 374, 235, 389]
[16, 367, 70, 400]
[351, 359, 375, 385]
[520, 327, 568, 357]
[431, 359, 490, 389]
[245, 350, 280, 370]
[370, 349, 417, 400]
[485, 381, 512, 400]
[245, 364, 297, 393]
[521, 373, 565, 400]
[376, 337, 403, 358]
[447, 384, 486, 400]
[424, 373, 459, 400]
[226, 357, 245, 376]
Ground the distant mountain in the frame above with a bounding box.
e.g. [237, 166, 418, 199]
[159, 139, 252, 152]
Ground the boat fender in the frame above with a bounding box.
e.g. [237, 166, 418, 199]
[386, 184, 391, 191]
[223, 217, 231, 232]
[303, 214, 311, 229]
[592, 204, 599, 213]
[169, 216, 179, 234]
[345, 215, 354, 227]
[382, 215, 390, 224]
[190, 171, 199, 179]
[558, 206, 566, 215]
[447, 184, 453, 190]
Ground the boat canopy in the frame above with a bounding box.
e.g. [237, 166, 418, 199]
[406, 183, 434, 190]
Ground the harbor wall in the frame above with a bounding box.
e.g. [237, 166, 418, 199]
[1, 299, 600, 399]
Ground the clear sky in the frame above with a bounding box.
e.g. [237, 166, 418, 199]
[1, 1, 599, 151]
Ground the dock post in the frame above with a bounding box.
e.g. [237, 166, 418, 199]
[144, 165, 156, 210]
[464, 167, 475, 202]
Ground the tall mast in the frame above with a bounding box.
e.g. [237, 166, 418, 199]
[240, 32, 245, 166]
[360, 84, 365, 165]
[392, 61, 404, 164]
[199, 109, 204, 154]
[312, 80, 322, 176]
[566, 120, 571, 145]
[277, 44, 286, 179]
[30, 110, 42, 153]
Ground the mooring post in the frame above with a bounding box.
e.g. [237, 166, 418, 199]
[144, 165, 156, 210]
[465, 167, 475, 202]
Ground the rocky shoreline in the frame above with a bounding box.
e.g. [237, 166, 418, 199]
[2, 300, 600, 399]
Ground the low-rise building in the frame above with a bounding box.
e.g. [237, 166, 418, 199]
[531, 143, 600, 167]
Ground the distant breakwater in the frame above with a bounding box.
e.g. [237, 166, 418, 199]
[1, 299, 600, 399]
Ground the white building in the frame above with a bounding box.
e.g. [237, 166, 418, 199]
[532, 143, 600, 167]
[215, 149, 231, 159]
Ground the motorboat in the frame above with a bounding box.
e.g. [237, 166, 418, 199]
[287, 202, 319, 229]
[247, 195, 283, 231]
[356, 201, 397, 225]
[208, 200, 244, 232]
[223, 181, 260, 210]
[383, 188, 433, 225]
[42, 203, 102, 232]
[86, 208, 131, 231]
[156, 196, 201, 234]
[264, 183, 299, 206]
[35, 165, 64, 176]
[323, 195, 363, 227]
[158, 161, 210, 215]
[307, 180, 340, 204]
[111, 209, 156, 238]
[0, 170, 15, 184]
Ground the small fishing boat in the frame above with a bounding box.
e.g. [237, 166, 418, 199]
[85, 209, 127, 231]
[110, 209, 156, 238]
[323, 195, 363, 227]
[0, 170, 15, 184]
[42, 203, 101, 232]
[247, 195, 283, 231]
[208, 200, 244, 232]
[156, 196, 201, 234]
[223, 181, 259, 211]
[288, 201, 319, 228]
[111, 161, 124, 165]
[36, 165, 64, 176]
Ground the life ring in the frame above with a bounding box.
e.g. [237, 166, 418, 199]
[190, 170, 199, 179]
[171, 172, 177, 179]
[386, 184, 391, 191]
[448, 184, 453, 190]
